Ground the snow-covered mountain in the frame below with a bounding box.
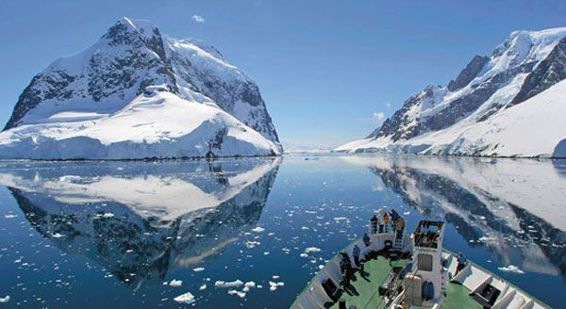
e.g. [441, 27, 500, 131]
[0, 17, 281, 159]
[337, 27, 566, 158]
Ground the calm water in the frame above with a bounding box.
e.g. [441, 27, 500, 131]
[0, 155, 565, 308]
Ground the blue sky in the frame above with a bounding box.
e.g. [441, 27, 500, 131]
[1, 1, 565, 148]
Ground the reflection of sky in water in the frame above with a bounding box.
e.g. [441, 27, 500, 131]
[0, 155, 564, 308]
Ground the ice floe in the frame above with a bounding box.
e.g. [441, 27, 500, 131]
[215, 280, 243, 288]
[498, 265, 525, 274]
[173, 292, 195, 304]
[268, 281, 285, 292]
[251, 226, 265, 233]
[169, 279, 183, 287]
[227, 289, 246, 298]
[304, 247, 321, 253]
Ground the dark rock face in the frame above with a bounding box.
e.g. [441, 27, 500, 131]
[4, 19, 177, 130]
[369, 86, 438, 141]
[447, 55, 490, 92]
[4, 75, 45, 130]
[167, 47, 280, 144]
[425, 62, 535, 129]
[510, 37, 566, 106]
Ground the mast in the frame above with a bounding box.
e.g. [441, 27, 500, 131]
[403, 220, 448, 308]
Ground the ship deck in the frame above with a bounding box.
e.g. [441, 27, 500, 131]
[327, 256, 481, 309]
[329, 256, 407, 309]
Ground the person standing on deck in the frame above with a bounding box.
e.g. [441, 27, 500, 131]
[383, 212, 390, 233]
[339, 252, 354, 289]
[370, 215, 378, 234]
[455, 253, 467, 275]
[390, 209, 400, 223]
[395, 217, 405, 240]
[363, 232, 370, 247]
[352, 244, 361, 267]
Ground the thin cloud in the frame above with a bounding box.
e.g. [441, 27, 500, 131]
[385, 102, 391, 108]
[192, 14, 205, 23]
[373, 112, 386, 125]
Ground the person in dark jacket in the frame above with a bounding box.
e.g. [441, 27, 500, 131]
[455, 252, 467, 275]
[352, 244, 361, 267]
[370, 215, 378, 234]
[395, 217, 405, 240]
[339, 252, 354, 290]
[363, 233, 370, 247]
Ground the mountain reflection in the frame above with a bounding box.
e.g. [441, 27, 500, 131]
[0, 158, 280, 289]
[343, 156, 566, 278]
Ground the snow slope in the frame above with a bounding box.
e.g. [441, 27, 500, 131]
[1, 17, 281, 159]
[0, 91, 279, 159]
[340, 79, 566, 157]
[338, 27, 566, 158]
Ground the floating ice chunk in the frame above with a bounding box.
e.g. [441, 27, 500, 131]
[300, 253, 308, 258]
[251, 226, 265, 233]
[498, 265, 525, 274]
[304, 247, 321, 253]
[193, 267, 205, 272]
[245, 241, 260, 249]
[100, 213, 114, 218]
[51, 233, 64, 238]
[228, 289, 246, 298]
[269, 281, 285, 292]
[272, 275, 280, 279]
[244, 281, 255, 289]
[242, 281, 256, 293]
[199, 284, 207, 291]
[478, 236, 496, 243]
[4, 214, 17, 219]
[169, 279, 183, 287]
[334, 217, 348, 221]
[215, 280, 243, 288]
[403, 211, 411, 215]
[0, 295, 9, 303]
[173, 292, 195, 304]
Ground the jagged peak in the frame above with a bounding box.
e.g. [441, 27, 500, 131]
[118, 17, 159, 36]
[103, 17, 162, 47]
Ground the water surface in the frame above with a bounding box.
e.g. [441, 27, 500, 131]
[0, 155, 564, 308]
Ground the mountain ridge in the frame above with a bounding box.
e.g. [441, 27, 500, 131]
[338, 26, 566, 158]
